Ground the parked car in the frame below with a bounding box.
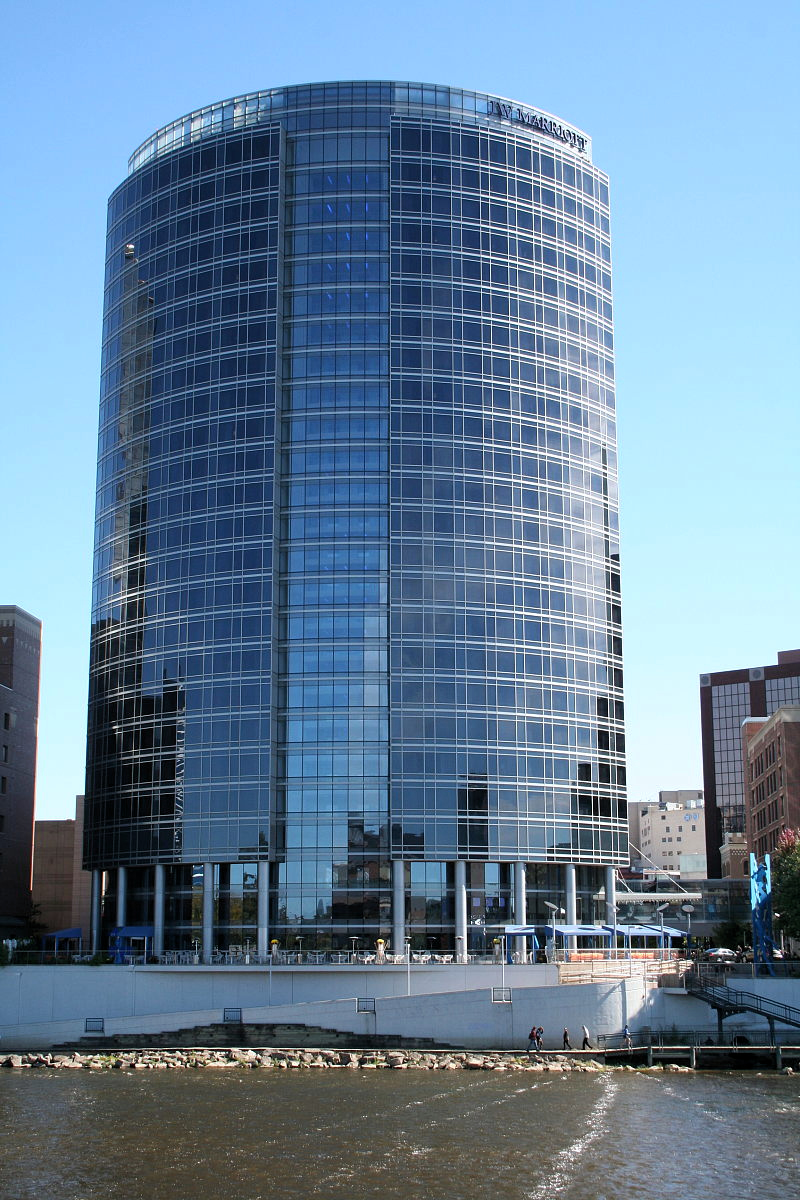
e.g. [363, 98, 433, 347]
[743, 948, 783, 962]
[702, 947, 737, 961]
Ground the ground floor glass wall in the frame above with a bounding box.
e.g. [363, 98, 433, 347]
[97, 860, 608, 956]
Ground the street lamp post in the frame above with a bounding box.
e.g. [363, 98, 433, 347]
[681, 903, 695, 959]
[544, 901, 564, 962]
[471, 915, 485, 958]
[774, 912, 785, 956]
[655, 902, 669, 962]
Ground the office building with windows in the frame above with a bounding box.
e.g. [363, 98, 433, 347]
[629, 790, 706, 881]
[0, 606, 41, 937]
[700, 649, 800, 876]
[742, 706, 800, 862]
[85, 82, 627, 958]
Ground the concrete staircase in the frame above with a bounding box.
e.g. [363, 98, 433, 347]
[55, 1021, 461, 1052]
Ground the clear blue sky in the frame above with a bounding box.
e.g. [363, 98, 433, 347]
[3, 0, 798, 819]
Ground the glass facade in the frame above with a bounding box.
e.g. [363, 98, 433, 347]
[701, 654, 800, 876]
[708, 682, 752, 840]
[85, 82, 627, 953]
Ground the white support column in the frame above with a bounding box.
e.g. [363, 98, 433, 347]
[565, 863, 577, 952]
[202, 863, 214, 963]
[257, 861, 270, 959]
[153, 864, 166, 957]
[605, 864, 617, 927]
[514, 862, 527, 961]
[454, 860, 468, 962]
[90, 869, 102, 954]
[116, 866, 127, 929]
[392, 859, 405, 955]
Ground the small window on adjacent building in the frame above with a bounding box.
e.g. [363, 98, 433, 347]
[1, 746, 7, 762]
[2, 713, 8, 730]
[0, 777, 6, 794]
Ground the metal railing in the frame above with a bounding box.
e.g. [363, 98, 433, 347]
[598, 1028, 800, 1049]
[557, 958, 689, 986]
[691, 961, 800, 981]
[686, 975, 800, 1028]
[652, 1027, 798, 1048]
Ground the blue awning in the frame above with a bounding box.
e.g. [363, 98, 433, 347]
[634, 923, 686, 940]
[110, 926, 154, 938]
[503, 926, 539, 946]
[604, 923, 684, 940]
[43, 927, 83, 943]
[546, 924, 611, 939]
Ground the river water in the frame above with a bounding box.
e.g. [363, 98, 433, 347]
[1, 1069, 798, 1199]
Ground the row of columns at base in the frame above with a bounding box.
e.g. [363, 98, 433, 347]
[91, 862, 618, 961]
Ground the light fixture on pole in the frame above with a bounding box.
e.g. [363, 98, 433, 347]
[774, 912, 785, 956]
[544, 901, 564, 962]
[681, 903, 695, 958]
[655, 902, 669, 961]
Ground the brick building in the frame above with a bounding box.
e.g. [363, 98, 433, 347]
[742, 706, 800, 861]
[31, 796, 92, 938]
[700, 649, 800, 875]
[0, 606, 41, 937]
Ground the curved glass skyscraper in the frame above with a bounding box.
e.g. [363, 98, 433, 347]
[85, 82, 626, 957]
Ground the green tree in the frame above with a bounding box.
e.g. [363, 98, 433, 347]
[25, 901, 47, 942]
[771, 829, 800, 941]
[713, 919, 749, 950]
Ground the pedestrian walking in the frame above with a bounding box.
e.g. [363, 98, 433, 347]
[623, 1023, 632, 1049]
[536, 1026, 544, 1050]
[581, 1024, 592, 1050]
[562, 1026, 572, 1050]
[527, 1024, 538, 1052]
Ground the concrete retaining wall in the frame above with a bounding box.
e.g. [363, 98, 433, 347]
[1, 964, 798, 1050]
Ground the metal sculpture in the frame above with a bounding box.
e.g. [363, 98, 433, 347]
[750, 854, 778, 975]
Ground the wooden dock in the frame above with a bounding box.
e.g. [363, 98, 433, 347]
[536, 1045, 800, 1070]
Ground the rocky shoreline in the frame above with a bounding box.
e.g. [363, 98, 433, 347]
[1, 1048, 693, 1072]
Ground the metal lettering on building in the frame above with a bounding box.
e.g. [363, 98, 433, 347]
[486, 99, 587, 152]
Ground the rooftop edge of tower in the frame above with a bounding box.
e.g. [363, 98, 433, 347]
[127, 80, 593, 176]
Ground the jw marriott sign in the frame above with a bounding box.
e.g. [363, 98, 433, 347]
[486, 99, 588, 153]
